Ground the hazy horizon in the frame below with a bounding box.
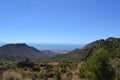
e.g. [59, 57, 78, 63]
[0, 42, 85, 50]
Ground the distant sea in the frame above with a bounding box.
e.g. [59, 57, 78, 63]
[0, 43, 85, 50]
[28, 44, 85, 50]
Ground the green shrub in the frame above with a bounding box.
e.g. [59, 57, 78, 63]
[79, 48, 115, 80]
[55, 69, 61, 80]
[46, 71, 55, 78]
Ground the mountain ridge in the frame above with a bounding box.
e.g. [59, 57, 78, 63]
[0, 43, 48, 61]
[51, 37, 120, 61]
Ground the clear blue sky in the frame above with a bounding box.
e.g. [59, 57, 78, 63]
[0, 0, 120, 44]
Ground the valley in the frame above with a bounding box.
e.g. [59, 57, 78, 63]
[0, 37, 120, 80]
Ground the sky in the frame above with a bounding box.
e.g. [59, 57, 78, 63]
[0, 0, 120, 44]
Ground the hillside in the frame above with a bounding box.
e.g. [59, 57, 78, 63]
[79, 37, 120, 79]
[42, 50, 56, 57]
[0, 43, 48, 61]
[51, 37, 120, 62]
[50, 37, 120, 79]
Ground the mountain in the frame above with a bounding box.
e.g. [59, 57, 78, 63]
[51, 37, 120, 62]
[0, 43, 48, 61]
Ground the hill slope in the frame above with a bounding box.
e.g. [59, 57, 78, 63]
[0, 43, 48, 61]
[79, 37, 120, 79]
[50, 37, 120, 79]
[51, 37, 120, 62]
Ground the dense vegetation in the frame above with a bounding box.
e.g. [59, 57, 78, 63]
[79, 37, 120, 80]
[0, 60, 79, 80]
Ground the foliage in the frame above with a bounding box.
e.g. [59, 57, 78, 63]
[79, 48, 116, 80]
[55, 69, 61, 80]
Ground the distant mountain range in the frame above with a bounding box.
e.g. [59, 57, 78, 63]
[0, 43, 85, 61]
[0, 37, 119, 61]
[0, 43, 75, 61]
[0, 43, 85, 50]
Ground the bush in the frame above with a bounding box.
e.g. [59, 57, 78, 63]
[55, 69, 61, 80]
[2, 71, 22, 80]
[32, 67, 40, 71]
[79, 48, 115, 80]
[46, 71, 55, 78]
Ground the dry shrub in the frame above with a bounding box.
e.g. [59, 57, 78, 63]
[2, 71, 22, 80]
[24, 78, 32, 80]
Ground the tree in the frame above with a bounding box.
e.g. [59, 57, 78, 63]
[79, 48, 115, 80]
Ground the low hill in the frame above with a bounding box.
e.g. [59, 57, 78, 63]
[42, 50, 56, 57]
[0, 43, 48, 61]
